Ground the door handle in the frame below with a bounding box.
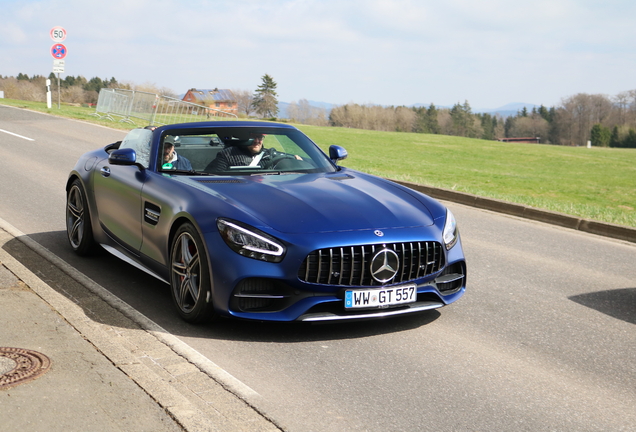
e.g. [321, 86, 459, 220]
[100, 166, 111, 177]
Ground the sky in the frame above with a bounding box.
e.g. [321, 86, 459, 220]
[2, 0, 636, 110]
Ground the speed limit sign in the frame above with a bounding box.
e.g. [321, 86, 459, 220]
[50, 26, 67, 42]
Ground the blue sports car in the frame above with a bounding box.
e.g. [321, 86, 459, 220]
[66, 121, 466, 323]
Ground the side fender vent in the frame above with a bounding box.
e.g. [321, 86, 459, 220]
[144, 202, 161, 226]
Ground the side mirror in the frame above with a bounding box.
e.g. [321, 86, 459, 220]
[109, 148, 137, 166]
[329, 145, 348, 163]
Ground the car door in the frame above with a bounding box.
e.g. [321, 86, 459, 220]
[92, 128, 152, 252]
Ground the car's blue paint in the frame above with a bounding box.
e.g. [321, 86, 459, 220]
[67, 121, 466, 322]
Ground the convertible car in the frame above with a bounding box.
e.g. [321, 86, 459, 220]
[66, 121, 466, 323]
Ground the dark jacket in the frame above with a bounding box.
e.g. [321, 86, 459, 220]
[162, 153, 192, 171]
[207, 146, 278, 172]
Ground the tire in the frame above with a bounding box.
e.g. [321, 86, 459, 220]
[66, 179, 97, 256]
[170, 223, 217, 323]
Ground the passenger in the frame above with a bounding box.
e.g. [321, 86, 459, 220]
[162, 139, 192, 171]
[206, 133, 300, 172]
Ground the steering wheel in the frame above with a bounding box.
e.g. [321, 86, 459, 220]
[269, 154, 297, 168]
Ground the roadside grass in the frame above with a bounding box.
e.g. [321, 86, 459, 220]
[0, 98, 140, 130]
[297, 125, 636, 228]
[2, 99, 635, 228]
[0, 98, 236, 129]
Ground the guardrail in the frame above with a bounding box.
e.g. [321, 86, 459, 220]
[93, 88, 238, 125]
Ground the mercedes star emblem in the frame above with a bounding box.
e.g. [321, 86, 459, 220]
[370, 248, 399, 283]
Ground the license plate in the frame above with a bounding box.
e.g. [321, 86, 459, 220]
[344, 284, 417, 309]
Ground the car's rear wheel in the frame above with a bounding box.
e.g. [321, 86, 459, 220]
[66, 179, 96, 256]
[170, 223, 217, 323]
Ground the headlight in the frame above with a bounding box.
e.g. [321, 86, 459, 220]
[217, 218, 286, 262]
[442, 209, 458, 250]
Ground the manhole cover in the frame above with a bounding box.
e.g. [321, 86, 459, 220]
[0, 347, 51, 390]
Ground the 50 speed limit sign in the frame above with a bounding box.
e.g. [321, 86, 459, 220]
[50, 26, 66, 42]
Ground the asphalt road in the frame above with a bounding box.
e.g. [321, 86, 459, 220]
[1, 105, 635, 432]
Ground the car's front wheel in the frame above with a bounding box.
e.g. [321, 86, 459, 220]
[170, 223, 217, 323]
[66, 179, 96, 255]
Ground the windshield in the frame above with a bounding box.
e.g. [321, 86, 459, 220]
[158, 127, 337, 175]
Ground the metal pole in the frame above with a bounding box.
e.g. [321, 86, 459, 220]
[57, 73, 61, 109]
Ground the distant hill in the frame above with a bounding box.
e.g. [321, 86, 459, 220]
[277, 100, 538, 119]
[413, 102, 539, 118]
[475, 103, 540, 118]
[277, 100, 334, 119]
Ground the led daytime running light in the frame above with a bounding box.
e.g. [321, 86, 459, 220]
[443, 210, 458, 250]
[217, 219, 285, 260]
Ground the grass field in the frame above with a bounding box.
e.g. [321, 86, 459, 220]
[2, 99, 635, 228]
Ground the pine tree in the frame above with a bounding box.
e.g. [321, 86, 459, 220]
[252, 74, 279, 118]
[538, 105, 551, 122]
[624, 129, 636, 148]
[590, 124, 611, 147]
[426, 103, 440, 134]
[609, 126, 621, 148]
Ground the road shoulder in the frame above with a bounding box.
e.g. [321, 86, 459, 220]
[0, 223, 282, 432]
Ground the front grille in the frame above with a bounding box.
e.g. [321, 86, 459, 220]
[298, 242, 445, 286]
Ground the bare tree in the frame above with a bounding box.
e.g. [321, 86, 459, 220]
[288, 99, 329, 126]
[62, 85, 87, 103]
[556, 93, 612, 145]
[232, 89, 254, 117]
[509, 115, 550, 140]
[394, 106, 416, 132]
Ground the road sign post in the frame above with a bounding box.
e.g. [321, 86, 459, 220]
[49, 27, 68, 109]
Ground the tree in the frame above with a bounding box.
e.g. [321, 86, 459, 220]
[537, 105, 552, 123]
[555, 93, 613, 146]
[252, 74, 279, 118]
[287, 99, 329, 126]
[83, 77, 107, 93]
[509, 114, 549, 141]
[479, 113, 496, 140]
[425, 104, 441, 134]
[232, 89, 255, 116]
[590, 124, 611, 147]
[449, 101, 479, 137]
[624, 129, 636, 148]
[609, 126, 621, 148]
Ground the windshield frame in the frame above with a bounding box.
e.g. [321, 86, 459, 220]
[154, 126, 338, 176]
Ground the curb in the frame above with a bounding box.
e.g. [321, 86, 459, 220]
[391, 179, 636, 244]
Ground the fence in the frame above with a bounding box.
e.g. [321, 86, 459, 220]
[93, 88, 238, 125]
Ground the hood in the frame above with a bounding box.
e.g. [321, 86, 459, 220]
[184, 172, 435, 234]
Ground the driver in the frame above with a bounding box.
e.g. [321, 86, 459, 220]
[206, 133, 301, 172]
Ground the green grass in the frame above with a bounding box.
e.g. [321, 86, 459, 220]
[2, 99, 635, 228]
[0, 98, 141, 130]
[297, 125, 636, 228]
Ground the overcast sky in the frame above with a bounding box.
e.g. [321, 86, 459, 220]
[3, 0, 635, 109]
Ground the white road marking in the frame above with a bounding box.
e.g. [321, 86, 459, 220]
[0, 128, 35, 141]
